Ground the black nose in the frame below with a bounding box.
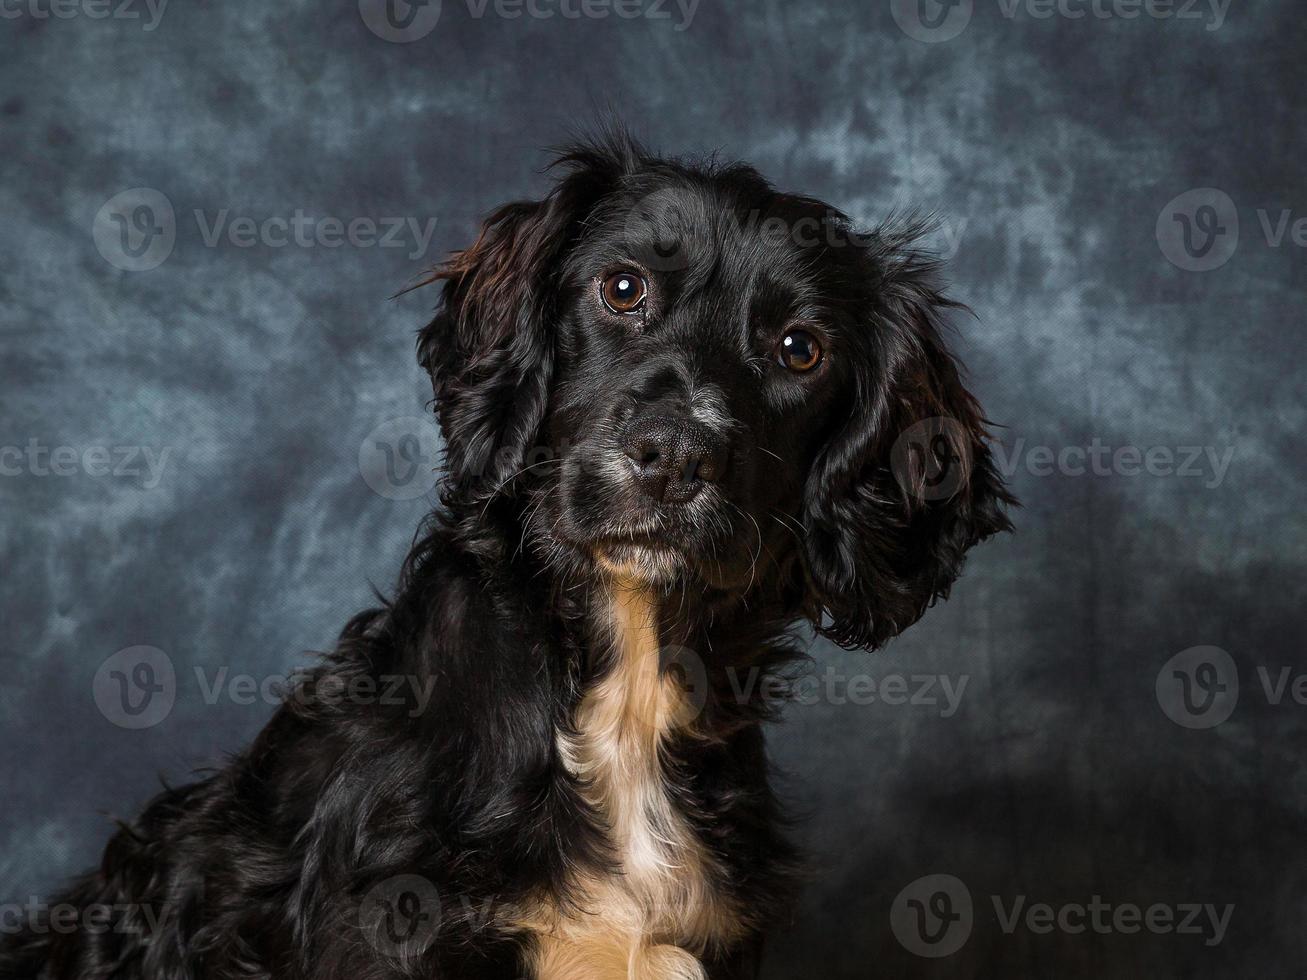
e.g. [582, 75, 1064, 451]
[621, 416, 728, 505]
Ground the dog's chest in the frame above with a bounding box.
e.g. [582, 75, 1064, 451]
[528, 583, 742, 979]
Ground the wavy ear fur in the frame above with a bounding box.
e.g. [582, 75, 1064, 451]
[803, 231, 1015, 650]
[416, 140, 636, 510]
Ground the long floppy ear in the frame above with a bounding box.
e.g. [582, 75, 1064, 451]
[802, 238, 1015, 650]
[417, 199, 563, 509]
[416, 137, 638, 510]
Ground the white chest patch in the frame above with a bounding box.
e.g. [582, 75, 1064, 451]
[524, 579, 743, 979]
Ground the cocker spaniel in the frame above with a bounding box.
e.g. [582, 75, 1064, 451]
[1, 132, 1013, 980]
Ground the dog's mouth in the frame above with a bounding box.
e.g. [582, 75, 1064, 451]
[550, 450, 749, 586]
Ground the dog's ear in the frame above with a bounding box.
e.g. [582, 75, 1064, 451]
[802, 237, 1015, 650]
[416, 138, 638, 509]
[417, 199, 563, 507]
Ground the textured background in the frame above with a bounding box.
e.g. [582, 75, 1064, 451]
[2, 0, 1305, 975]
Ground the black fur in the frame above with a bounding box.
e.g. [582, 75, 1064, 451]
[1, 132, 1014, 979]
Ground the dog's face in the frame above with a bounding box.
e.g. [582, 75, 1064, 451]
[420, 136, 1013, 648]
[545, 178, 848, 591]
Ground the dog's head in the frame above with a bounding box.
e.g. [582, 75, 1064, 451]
[419, 134, 1013, 649]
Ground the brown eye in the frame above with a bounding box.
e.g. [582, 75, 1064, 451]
[776, 329, 823, 372]
[601, 271, 647, 314]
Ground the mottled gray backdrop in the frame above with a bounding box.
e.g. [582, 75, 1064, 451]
[2, 0, 1305, 975]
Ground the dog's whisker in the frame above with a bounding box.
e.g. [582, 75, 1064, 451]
[477, 457, 563, 522]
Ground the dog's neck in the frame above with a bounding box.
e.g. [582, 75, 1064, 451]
[590, 575, 698, 737]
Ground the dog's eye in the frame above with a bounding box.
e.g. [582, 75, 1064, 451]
[600, 271, 647, 314]
[776, 329, 823, 372]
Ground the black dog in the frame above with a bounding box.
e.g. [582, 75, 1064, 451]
[1, 132, 1013, 979]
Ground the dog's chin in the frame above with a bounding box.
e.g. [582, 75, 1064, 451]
[592, 541, 688, 588]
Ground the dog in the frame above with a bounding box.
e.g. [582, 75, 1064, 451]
[1, 131, 1013, 979]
